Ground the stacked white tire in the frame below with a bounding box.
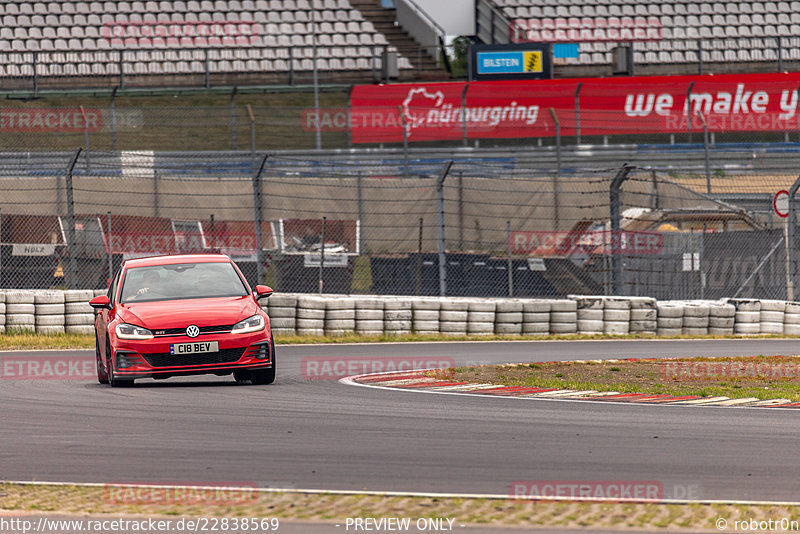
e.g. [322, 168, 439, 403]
[603, 298, 631, 335]
[730, 299, 761, 335]
[784, 302, 800, 335]
[494, 299, 523, 335]
[355, 297, 384, 336]
[5, 290, 36, 332]
[708, 301, 735, 335]
[467, 299, 495, 335]
[384, 298, 412, 335]
[412, 298, 440, 335]
[63, 290, 96, 334]
[325, 297, 355, 336]
[267, 294, 297, 336]
[439, 299, 468, 336]
[296, 295, 325, 336]
[0, 292, 5, 334]
[522, 300, 550, 335]
[656, 302, 683, 336]
[574, 296, 604, 335]
[629, 297, 657, 334]
[550, 299, 577, 334]
[682, 303, 709, 335]
[759, 300, 786, 335]
[35, 290, 66, 335]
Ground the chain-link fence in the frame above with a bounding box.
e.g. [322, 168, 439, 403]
[1, 150, 798, 300]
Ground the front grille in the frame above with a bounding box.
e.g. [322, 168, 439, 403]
[153, 325, 235, 337]
[142, 347, 246, 368]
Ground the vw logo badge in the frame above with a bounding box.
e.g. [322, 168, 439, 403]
[186, 325, 200, 338]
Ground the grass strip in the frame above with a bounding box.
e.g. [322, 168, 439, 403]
[434, 355, 800, 402]
[1, 482, 799, 531]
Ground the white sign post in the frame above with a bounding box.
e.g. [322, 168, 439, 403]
[775, 190, 793, 300]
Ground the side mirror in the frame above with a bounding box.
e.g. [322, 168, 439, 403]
[255, 285, 273, 299]
[89, 295, 111, 310]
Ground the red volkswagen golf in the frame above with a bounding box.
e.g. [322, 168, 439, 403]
[90, 254, 275, 387]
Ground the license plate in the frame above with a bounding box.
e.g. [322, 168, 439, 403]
[170, 341, 219, 355]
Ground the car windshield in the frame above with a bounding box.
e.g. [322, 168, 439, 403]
[119, 261, 249, 303]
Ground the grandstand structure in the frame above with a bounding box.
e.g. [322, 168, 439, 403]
[479, 0, 800, 75]
[0, 0, 446, 88]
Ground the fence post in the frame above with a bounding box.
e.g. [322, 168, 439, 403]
[457, 171, 464, 250]
[416, 217, 423, 295]
[778, 36, 783, 73]
[107, 211, 113, 287]
[788, 175, 800, 300]
[698, 110, 710, 193]
[0, 207, 3, 288]
[609, 163, 634, 296]
[686, 81, 694, 143]
[398, 105, 408, 177]
[119, 50, 125, 88]
[229, 85, 237, 150]
[549, 107, 561, 175]
[247, 104, 256, 172]
[153, 169, 160, 217]
[357, 171, 364, 254]
[252, 154, 269, 286]
[204, 48, 210, 89]
[80, 106, 90, 173]
[437, 161, 453, 297]
[110, 86, 118, 152]
[461, 83, 469, 146]
[65, 148, 82, 289]
[319, 216, 326, 294]
[506, 220, 513, 297]
[574, 82, 582, 145]
[33, 52, 38, 94]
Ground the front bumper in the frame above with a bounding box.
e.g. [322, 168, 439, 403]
[113, 331, 271, 379]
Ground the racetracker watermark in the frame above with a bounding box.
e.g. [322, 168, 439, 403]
[510, 481, 701, 502]
[0, 356, 95, 380]
[510, 230, 664, 256]
[660, 360, 800, 380]
[302, 357, 455, 380]
[104, 482, 259, 506]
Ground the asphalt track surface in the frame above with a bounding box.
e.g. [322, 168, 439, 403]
[2, 339, 800, 505]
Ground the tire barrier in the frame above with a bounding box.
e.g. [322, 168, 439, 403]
[0, 292, 5, 334]
[8, 289, 800, 339]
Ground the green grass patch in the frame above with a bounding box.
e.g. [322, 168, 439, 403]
[436, 355, 800, 402]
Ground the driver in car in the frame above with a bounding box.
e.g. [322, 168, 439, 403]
[137, 271, 161, 295]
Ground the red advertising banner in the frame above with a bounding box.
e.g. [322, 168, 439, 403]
[349, 73, 800, 143]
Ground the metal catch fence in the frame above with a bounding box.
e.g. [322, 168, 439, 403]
[0, 150, 798, 300]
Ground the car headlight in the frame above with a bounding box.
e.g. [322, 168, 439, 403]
[115, 323, 154, 340]
[232, 314, 265, 334]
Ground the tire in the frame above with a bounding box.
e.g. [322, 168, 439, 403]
[682, 305, 709, 318]
[383, 300, 411, 311]
[628, 297, 656, 310]
[550, 300, 577, 312]
[577, 309, 603, 321]
[523, 300, 550, 313]
[495, 312, 523, 323]
[325, 298, 354, 311]
[734, 322, 760, 334]
[440, 310, 468, 322]
[629, 320, 657, 332]
[550, 322, 577, 334]
[440, 299, 469, 311]
[252, 341, 276, 385]
[326, 309, 355, 320]
[523, 322, 549, 334]
[577, 319, 603, 333]
[603, 299, 631, 310]
[35, 304, 66, 315]
[385, 310, 412, 321]
[574, 297, 603, 310]
[0, 303, 4, 315]
[5, 291, 34, 304]
[709, 304, 735, 317]
[550, 311, 577, 323]
[107, 338, 133, 388]
[784, 313, 800, 325]
[786, 303, 800, 314]
[682, 327, 708, 335]
[413, 320, 439, 332]
[467, 322, 494, 334]
[657, 304, 683, 318]
[439, 321, 467, 333]
[731, 300, 760, 312]
[735, 311, 760, 323]
[603, 309, 630, 322]
[657, 317, 682, 328]
[760, 322, 784, 335]
[268, 295, 297, 308]
[412, 299, 440, 311]
[412, 310, 439, 321]
[36, 315, 66, 326]
[467, 300, 495, 313]
[297, 308, 325, 320]
[630, 309, 656, 321]
[383, 320, 411, 331]
[34, 291, 65, 304]
[6, 314, 35, 326]
[356, 320, 383, 333]
[324, 319, 355, 330]
[64, 290, 94, 303]
[760, 299, 786, 312]
[708, 327, 734, 336]
[682, 316, 709, 328]
[656, 327, 682, 337]
[269, 317, 296, 329]
[296, 318, 324, 329]
[65, 313, 95, 326]
[96, 333, 109, 384]
[760, 310, 784, 323]
[267, 306, 296, 318]
[604, 321, 630, 335]
[6, 303, 35, 315]
[468, 311, 494, 322]
[36, 325, 65, 335]
[708, 316, 735, 328]
[784, 324, 800, 336]
[355, 309, 383, 321]
[495, 300, 523, 313]
[523, 312, 549, 323]
[495, 323, 522, 334]
[354, 298, 383, 310]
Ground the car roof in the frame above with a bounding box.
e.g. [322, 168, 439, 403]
[123, 254, 233, 269]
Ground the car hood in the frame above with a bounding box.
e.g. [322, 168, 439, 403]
[118, 296, 260, 330]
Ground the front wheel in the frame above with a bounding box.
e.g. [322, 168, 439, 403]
[246, 340, 276, 385]
[107, 338, 134, 388]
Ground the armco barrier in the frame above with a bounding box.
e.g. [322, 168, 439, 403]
[7, 289, 800, 339]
